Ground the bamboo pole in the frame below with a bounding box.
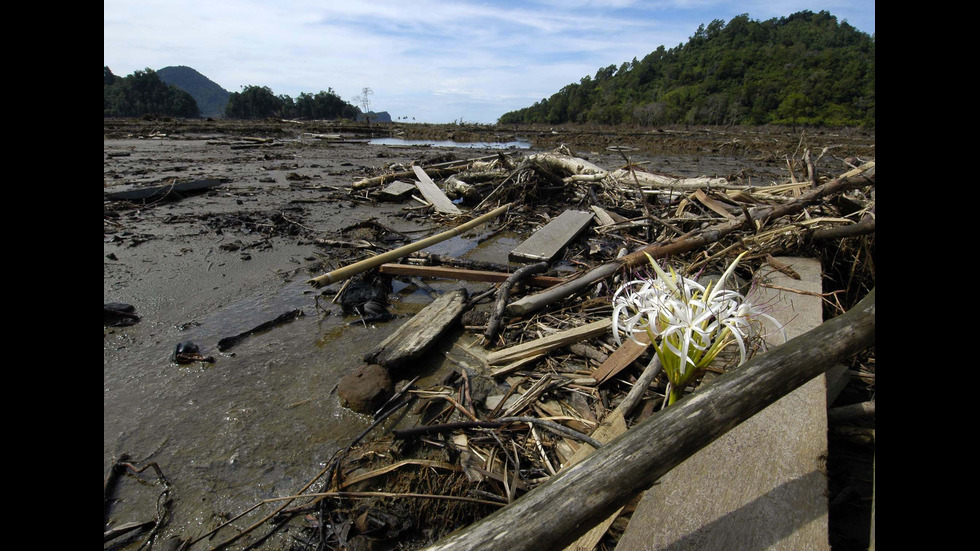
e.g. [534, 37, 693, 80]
[308, 203, 512, 288]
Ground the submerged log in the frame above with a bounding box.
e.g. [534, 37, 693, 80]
[217, 309, 304, 352]
[425, 289, 875, 551]
[105, 178, 225, 203]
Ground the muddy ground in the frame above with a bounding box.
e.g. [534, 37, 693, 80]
[104, 118, 874, 549]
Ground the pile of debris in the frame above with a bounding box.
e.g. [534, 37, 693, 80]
[201, 146, 876, 550]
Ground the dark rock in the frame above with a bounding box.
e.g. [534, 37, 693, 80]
[461, 308, 489, 327]
[104, 303, 140, 326]
[172, 341, 215, 364]
[338, 364, 393, 414]
[340, 273, 392, 322]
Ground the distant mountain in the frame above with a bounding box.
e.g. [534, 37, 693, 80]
[157, 66, 230, 118]
[499, 10, 875, 127]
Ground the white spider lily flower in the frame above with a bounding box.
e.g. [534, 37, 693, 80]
[611, 252, 779, 405]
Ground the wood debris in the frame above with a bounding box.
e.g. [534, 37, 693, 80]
[234, 145, 874, 549]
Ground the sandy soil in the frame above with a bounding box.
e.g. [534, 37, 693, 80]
[104, 118, 874, 549]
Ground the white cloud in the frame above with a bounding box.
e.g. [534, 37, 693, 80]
[105, 0, 874, 123]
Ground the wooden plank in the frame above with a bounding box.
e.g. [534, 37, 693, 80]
[509, 210, 594, 264]
[590, 205, 616, 227]
[693, 189, 736, 219]
[365, 289, 468, 370]
[509, 210, 594, 263]
[378, 180, 417, 201]
[489, 353, 546, 378]
[591, 332, 650, 384]
[413, 165, 461, 215]
[377, 263, 565, 288]
[487, 319, 611, 367]
[617, 257, 832, 550]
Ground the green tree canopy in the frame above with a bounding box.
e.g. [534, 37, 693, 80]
[103, 67, 200, 118]
[499, 10, 874, 127]
[224, 86, 360, 120]
[224, 85, 281, 119]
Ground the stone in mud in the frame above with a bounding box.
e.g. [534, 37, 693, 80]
[338, 364, 393, 414]
[104, 302, 140, 327]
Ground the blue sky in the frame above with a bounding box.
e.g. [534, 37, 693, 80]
[104, 1, 875, 124]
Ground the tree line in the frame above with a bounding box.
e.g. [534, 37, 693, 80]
[223, 85, 359, 120]
[103, 66, 363, 121]
[104, 67, 199, 118]
[498, 11, 875, 127]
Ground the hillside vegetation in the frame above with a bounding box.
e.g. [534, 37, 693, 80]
[499, 11, 874, 127]
[104, 67, 199, 118]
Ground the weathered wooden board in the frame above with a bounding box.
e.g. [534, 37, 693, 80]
[617, 257, 830, 550]
[590, 205, 617, 227]
[413, 165, 462, 215]
[378, 180, 417, 201]
[591, 332, 650, 385]
[486, 319, 611, 367]
[509, 210, 594, 263]
[364, 288, 468, 369]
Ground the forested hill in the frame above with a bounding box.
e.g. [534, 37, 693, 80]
[498, 10, 875, 127]
[157, 66, 230, 118]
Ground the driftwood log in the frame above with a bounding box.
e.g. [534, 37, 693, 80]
[425, 288, 875, 551]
